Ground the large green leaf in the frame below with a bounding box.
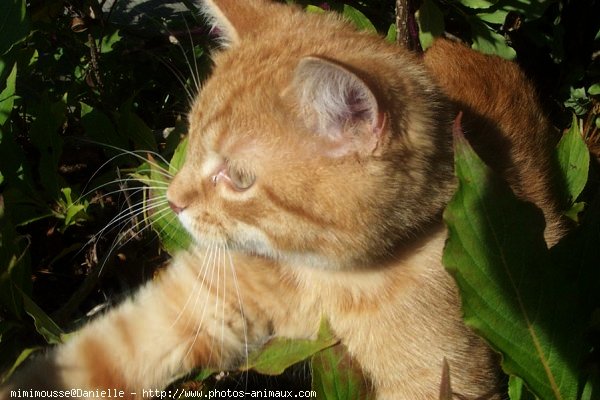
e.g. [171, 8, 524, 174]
[28, 95, 66, 197]
[311, 344, 373, 400]
[494, 0, 556, 21]
[242, 319, 338, 376]
[118, 101, 158, 152]
[468, 17, 516, 59]
[99, 29, 122, 54]
[556, 116, 590, 204]
[458, 0, 498, 9]
[443, 121, 584, 399]
[133, 139, 191, 254]
[0, 0, 29, 56]
[417, 0, 445, 50]
[385, 24, 397, 43]
[508, 375, 537, 400]
[0, 64, 17, 126]
[169, 137, 188, 176]
[0, 121, 52, 227]
[0, 347, 39, 383]
[477, 9, 509, 24]
[19, 288, 64, 345]
[80, 103, 128, 153]
[0, 194, 31, 320]
[342, 5, 376, 33]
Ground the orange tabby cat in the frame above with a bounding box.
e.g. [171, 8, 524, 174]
[0, 0, 566, 399]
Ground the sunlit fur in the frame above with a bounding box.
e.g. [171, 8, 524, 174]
[1, 1, 567, 399]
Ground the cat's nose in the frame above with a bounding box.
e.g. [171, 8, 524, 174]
[168, 200, 186, 215]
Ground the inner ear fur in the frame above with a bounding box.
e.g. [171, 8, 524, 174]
[292, 56, 386, 156]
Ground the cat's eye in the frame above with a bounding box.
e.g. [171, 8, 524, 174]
[228, 165, 255, 191]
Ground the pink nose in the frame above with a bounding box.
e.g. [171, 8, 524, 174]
[168, 200, 185, 215]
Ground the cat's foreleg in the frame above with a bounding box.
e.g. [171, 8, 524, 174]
[0, 251, 275, 399]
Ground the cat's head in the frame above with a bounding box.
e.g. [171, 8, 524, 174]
[166, 0, 455, 270]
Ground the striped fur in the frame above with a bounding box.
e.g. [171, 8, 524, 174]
[1, 0, 566, 399]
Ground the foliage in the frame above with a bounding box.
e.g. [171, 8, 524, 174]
[0, 0, 598, 399]
[444, 116, 598, 399]
[0, 0, 202, 382]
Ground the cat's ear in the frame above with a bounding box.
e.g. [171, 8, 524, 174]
[200, 0, 268, 46]
[293, 56, 386, 156]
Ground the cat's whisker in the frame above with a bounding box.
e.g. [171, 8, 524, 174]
[209, 242, 222, 368]
[218, 243, 227, 368]
[185, 242, 219, 367]
[155, 55, 196, 104]
[170, 241, 214, 329]
[225, 242, 250, 376]
[77, 183, 169, 210]
[81, 139, 173, 169]
[68, 171, 168, 215]
[143, 24, 196, 104]
[136, 160, 173, 179]
[181, 16, 202, 94]
[80, 146, 173, 194]
[159, 13, 203, 97]
[92, 199, 172, 270]
[178, 243, 212, 335]
[135, 200, 178, 237]
[87, 194, 169, 247]
[81, 193, 149, 250]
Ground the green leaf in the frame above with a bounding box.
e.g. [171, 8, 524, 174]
[118, 101, 158, 152]
[19, 288, 64, 345]
[342, 5, 376, 33]
[133, 144, 192, 254]
[193, 368, 217, 382]
[563, 201, 585, 222]
[311, 344, 373, 400]
[169, 137, 188, 176]
[28, 95, 66, 197]
[0, 64, 17, 126]
[57, 188, 89, 230]
[459, 0, 497, 9]
[0, 347, 39, 383]
[564, 87, 591, 116]
[0, 122, 53, 227]
[508, 375, 537, 400]
[588, 83, 600, 96]
[0, 0, 29, 56]
[443, 123, 582, 400]
[416, 0, 445, 50]
[305, 5, 326, 14]
[477, 10, 509, 24]
[385, 24, 397, 43]
[80, 103, 128, 153]
[580, 370, 599, 400]
[243, 319, 338, 376]
[556, 116, 590, 205]
[494, 0, 555, 21]
[99, 30, 121, 54]
[469, 17, 516, 59]
[0, 195, 31, 320]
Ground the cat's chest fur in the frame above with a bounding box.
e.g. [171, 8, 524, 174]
[278, 225, 493, 398]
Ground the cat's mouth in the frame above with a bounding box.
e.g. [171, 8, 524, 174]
[176, 208, 275, 258]
[177, 210, 227, 246]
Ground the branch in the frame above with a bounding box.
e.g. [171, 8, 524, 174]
[396, 0, 418, 51]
